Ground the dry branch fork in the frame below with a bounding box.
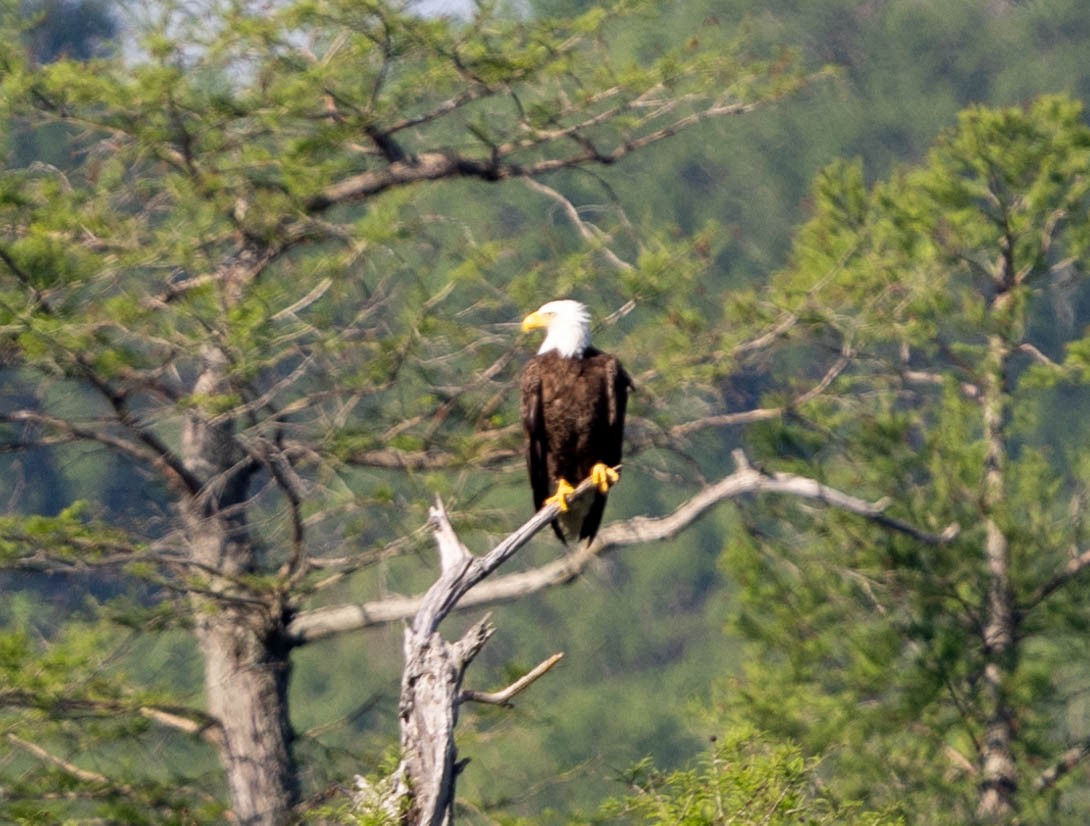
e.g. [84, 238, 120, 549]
[385, 474, 607, 826]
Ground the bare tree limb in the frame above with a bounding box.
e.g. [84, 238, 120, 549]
[139, 705, 225, 748]
[901, 369, 981, 399]
[412, 478, 605, 637]
[1, 410, 169, 477]
[666, 408, 785, 434]
[393, 484, 592, 825]
[523, 177, 635, 273]
[7, 734, 118, 788]
[461, 653, 565, 707]
[1, 688, 224, 749]
[731, 310, 799, 354]
[288, 451, 956, 645]
[1017, 342, 1057, 367]
[341, 444, 520, 470]
[669, 353, 850, 439]
[1034, 739, 1090, 792]
[430, 495, 473, 573]
[1026, 546, 1090, 609]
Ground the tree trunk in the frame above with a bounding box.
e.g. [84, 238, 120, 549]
[398, 621, 492, 826]
[194, 601, 298, 826]
[183, 348, 299, 826]
[389, 498, 567, 824]
[976, 331, 1016, 822]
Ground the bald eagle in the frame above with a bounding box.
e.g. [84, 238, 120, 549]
[520, 299, 631, 544]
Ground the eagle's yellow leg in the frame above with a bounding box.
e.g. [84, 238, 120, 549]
[545, 478, 575, 512]
[590, 463, 620, 493]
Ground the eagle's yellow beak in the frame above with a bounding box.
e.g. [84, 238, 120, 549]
[521, 311, 550, 333]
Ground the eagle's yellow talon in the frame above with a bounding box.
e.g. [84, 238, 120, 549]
[591, 463, 619, 493]
[545, 478, 575, 512]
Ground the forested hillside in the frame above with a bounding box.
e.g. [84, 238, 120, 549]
[3, 0, 1090, 824]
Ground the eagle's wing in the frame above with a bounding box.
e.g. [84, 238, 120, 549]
[577, 354, 631, 542]
[520, 358, 552, 512]
[603, 355, 631, 466]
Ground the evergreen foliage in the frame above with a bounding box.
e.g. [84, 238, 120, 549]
[722, 95, 1090, 823]
[597, 727, 901, 826]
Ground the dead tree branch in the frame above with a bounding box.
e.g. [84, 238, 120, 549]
[289, 451, 956, 645]
[390, 484, 600, 826]
[461, 653, 565, 708]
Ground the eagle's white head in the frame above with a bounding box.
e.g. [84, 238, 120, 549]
[521, 299, 592, 358]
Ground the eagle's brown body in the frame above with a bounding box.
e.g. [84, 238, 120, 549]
[520, 348, 631, 543]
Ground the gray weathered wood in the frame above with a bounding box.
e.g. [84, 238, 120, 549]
[391, 481, 601, 824]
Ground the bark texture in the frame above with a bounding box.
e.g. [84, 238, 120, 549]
[975, 285, 1017, 821]
[399, 620, 492, 826]
[389, 495, 577, 824]
[194, 603, 297, 825]
[183, 347, 298, 826]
